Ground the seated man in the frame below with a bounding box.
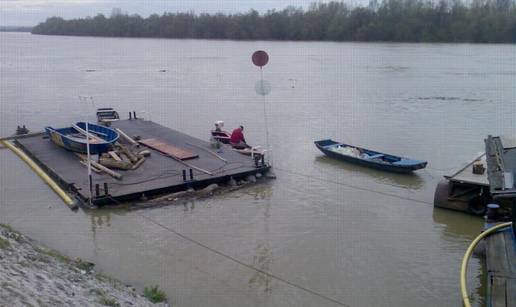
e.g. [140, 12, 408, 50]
[214, 121, 224, 132]
[230, 125, 251, 149]
[211, 121, 231, 144]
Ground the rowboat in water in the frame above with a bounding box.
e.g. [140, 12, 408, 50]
[314, 139, 427, 173]
[45, 122, 119, 154]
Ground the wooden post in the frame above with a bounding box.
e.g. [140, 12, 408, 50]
[99, 157, 133, 170]
[513, 199, 516, 237]
[88, 159, 123, 180]
[108, 151, 122, 161]
[72, 124, 103, 143]
[117, 144, 139, 163]
[131, 157, 146, 170]
[115, 128, 139, 146]
[79, 160, 102, 173]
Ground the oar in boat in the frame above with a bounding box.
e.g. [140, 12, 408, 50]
[72, 124, 104, 143]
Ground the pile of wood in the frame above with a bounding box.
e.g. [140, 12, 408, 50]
[98, 144, 149, 171]
[76, 128, 151, 180]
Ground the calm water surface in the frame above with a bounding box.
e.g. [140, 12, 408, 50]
[2, 32, 515, 306]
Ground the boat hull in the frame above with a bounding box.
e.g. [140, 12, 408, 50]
[46, 122, 119, 154]
[314, 139, 427, 173]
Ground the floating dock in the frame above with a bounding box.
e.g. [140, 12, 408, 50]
[483, 135, 516, 307]
[434, 136, 516, 216]
[14, 119, 270, 206]
[458, 135, 515, 307]
[434, 153, 491, 215]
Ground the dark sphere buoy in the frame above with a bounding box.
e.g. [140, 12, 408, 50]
[252, 50, 269, 67]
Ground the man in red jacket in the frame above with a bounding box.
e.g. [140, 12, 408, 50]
[230, 125, 251, 149]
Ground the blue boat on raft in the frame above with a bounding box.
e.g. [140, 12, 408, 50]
[314, 139, 427, 173]
[45, 122, 120, 154]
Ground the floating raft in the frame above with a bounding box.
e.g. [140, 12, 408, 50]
[15, 119, 270, 206]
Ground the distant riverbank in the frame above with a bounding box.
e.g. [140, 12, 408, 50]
[31, 0, 516, 44]
[0, 26, 32, 32]
[0, 224, 168, 306]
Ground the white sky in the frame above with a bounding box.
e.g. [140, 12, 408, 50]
[0, 0, 364, 26]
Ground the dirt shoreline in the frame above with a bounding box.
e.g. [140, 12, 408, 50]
[0, 224, 168, 306]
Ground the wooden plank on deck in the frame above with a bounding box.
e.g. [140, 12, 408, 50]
[487, 231, 509, 273]
[139, 138, 198, 160]
[504, 230, 516, 274]
[486, 228, 516, 307]
[490, 277, 516, 307]
[447, 153, 489, 186]
[508, 278, 516, 307]
[490, 277, 507, 307]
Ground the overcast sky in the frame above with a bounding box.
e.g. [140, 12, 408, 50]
[0, 0, 364, 26]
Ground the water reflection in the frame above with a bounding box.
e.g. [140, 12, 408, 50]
[89, 209, 113, 232]
[88, 209, 113, 258]
[248, 188, 273, 295]
[181, 200, 196, 212]
[248, 242, 273, 294]
[432, 209, 486, 307]
[221, 183, 273, 202]
[88, 208, 130, 237]
[314, 156, 425, 190]
[244, 185, 273, 201]
[432, 207, 482, 241]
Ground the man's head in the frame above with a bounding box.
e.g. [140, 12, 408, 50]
[239, 125, 244, 131]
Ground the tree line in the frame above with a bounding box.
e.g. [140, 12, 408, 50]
[1, 26, 33, 32]
[32, 0, 516, 43]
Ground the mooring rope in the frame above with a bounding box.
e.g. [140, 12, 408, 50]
[274, 167, 433, 206]
[135, 212, 350, 307]
[102, 195, 349, 306]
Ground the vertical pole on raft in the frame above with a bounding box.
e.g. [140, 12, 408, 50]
[260, 67, 270, 157]
[79, 95, 94, 207]
[512, 199, 516, 237]
[86, 120, 93, 206]
[252, 50, 271, 166]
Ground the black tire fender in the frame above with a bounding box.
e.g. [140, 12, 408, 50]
[468, 195, 488, 216]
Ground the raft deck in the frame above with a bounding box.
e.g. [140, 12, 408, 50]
[15, 119, 270, 206]
[444, 136, 516, 187]
[445, 153, 488, 186]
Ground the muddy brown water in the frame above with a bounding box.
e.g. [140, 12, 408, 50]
[2, 32, 515, 306]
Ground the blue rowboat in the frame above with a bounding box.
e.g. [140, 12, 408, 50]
[314, 139, 427, 173]
[45, 122, 119, 154]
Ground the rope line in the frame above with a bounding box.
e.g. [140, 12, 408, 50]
[102, 195, 348, 306]
[102, 162, 440, 306]
[274, 167, 433, 206]
[135, 212, 350, 307]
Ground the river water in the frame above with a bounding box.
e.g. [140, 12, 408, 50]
[2, 32, 515, 306]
